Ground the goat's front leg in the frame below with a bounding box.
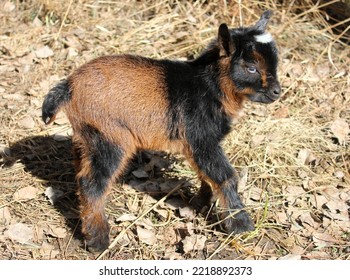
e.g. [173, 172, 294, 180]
[186, 144, 255, 234]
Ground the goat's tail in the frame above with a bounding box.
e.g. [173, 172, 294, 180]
[42, 79, 71, 125]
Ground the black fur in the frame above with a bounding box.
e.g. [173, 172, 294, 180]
[161, 11, 280, 233]
[79, 124, 124, 199]
[42, 79, 71, 124]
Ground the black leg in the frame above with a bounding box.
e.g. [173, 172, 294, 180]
[186, 144, 254, 233]
[74, 125, 132, 252]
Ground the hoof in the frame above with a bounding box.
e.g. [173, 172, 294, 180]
[224, 210, 255, 234]
[86, 232, 110, 253]
[82, 218, 110, 253]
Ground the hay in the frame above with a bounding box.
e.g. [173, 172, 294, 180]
[0, 0, 349, 260]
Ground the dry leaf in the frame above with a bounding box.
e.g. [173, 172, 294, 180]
[305, 251, 329, 259]
[298, 149, 310, 165]
[67, 47, 78, 59]
[325, 199, 349, 214]
[13, 186, 39, 200]
[35, 46, 54, 58]
[116, 213, 137, 222]
[248, 187, 263, 202]
[179, 207, 195, 219]
[297, 149, 316, 165]
[330, 119, 349, 143]
[32, 17, 43, 27]
[46, 226, 67, 239]
[251, 106, 267, 117]
[289, 62, 303, 76]
[182, 235, 206, 253]
[164, 249, 183, 260]
[6, 223, 34, 244]
[39, 241, 59, 259]
[278, 254, 301, 260]
[117, 231, 132, 247]
[3, 1, 15, 12]
[238, 168, 248, 190]
[276, 211, 289, 225]
[299, 212, 320, 229]
[273, 105, 289, 119]
[137, 226, 156, 245]
[163, 227, 178, 245]
[186, 222, 194, 235]
[19, 116, 36, 129]
[313, 232, 341, 249]
[290, 245, 305, 255]
[153, 207, 168, 219]
[251, 134, 265, 147]
[136, 218, 154, 230]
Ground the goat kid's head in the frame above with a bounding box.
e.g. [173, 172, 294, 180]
[217, 10, 281, 104]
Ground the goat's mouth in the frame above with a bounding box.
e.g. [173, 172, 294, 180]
[248, 90, 279, 104]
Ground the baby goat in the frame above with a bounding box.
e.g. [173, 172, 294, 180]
[42, 10, 281, 252]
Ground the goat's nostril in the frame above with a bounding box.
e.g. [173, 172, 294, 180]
[273, 85, 281, 95]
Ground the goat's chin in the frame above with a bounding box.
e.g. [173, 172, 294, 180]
[248, 92, 277, 104]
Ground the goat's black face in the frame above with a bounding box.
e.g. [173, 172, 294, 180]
[231, 41, 281, 104]
[217, 11, 281, 104]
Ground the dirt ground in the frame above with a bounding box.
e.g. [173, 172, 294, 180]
[0, 0, 349, 260]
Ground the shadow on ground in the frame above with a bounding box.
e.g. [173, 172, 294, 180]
[1, 135, 201, 253]
[2, 136, 84, 244]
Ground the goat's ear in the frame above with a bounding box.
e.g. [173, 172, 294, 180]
[218, 23, 235, 57]
[254, 10, 273, 32]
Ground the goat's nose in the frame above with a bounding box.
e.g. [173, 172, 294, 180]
[273, 83, 281, 96]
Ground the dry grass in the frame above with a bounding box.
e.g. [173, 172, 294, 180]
[0, 0, 349, 260]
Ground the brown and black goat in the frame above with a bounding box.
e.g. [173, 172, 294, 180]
[42, 10, 281, 252]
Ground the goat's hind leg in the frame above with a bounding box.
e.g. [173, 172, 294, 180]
[73, 126, 131, 252]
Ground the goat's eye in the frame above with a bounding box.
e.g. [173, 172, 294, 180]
[247, 66, 257, 74]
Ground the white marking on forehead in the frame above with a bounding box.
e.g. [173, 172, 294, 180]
[254, 32, 273, 44]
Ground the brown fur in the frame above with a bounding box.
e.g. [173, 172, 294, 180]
[66, 56, 186, 155]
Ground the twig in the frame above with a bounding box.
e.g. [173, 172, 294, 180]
[55, 0, 74, 41]
[238, 0, 243, 27]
